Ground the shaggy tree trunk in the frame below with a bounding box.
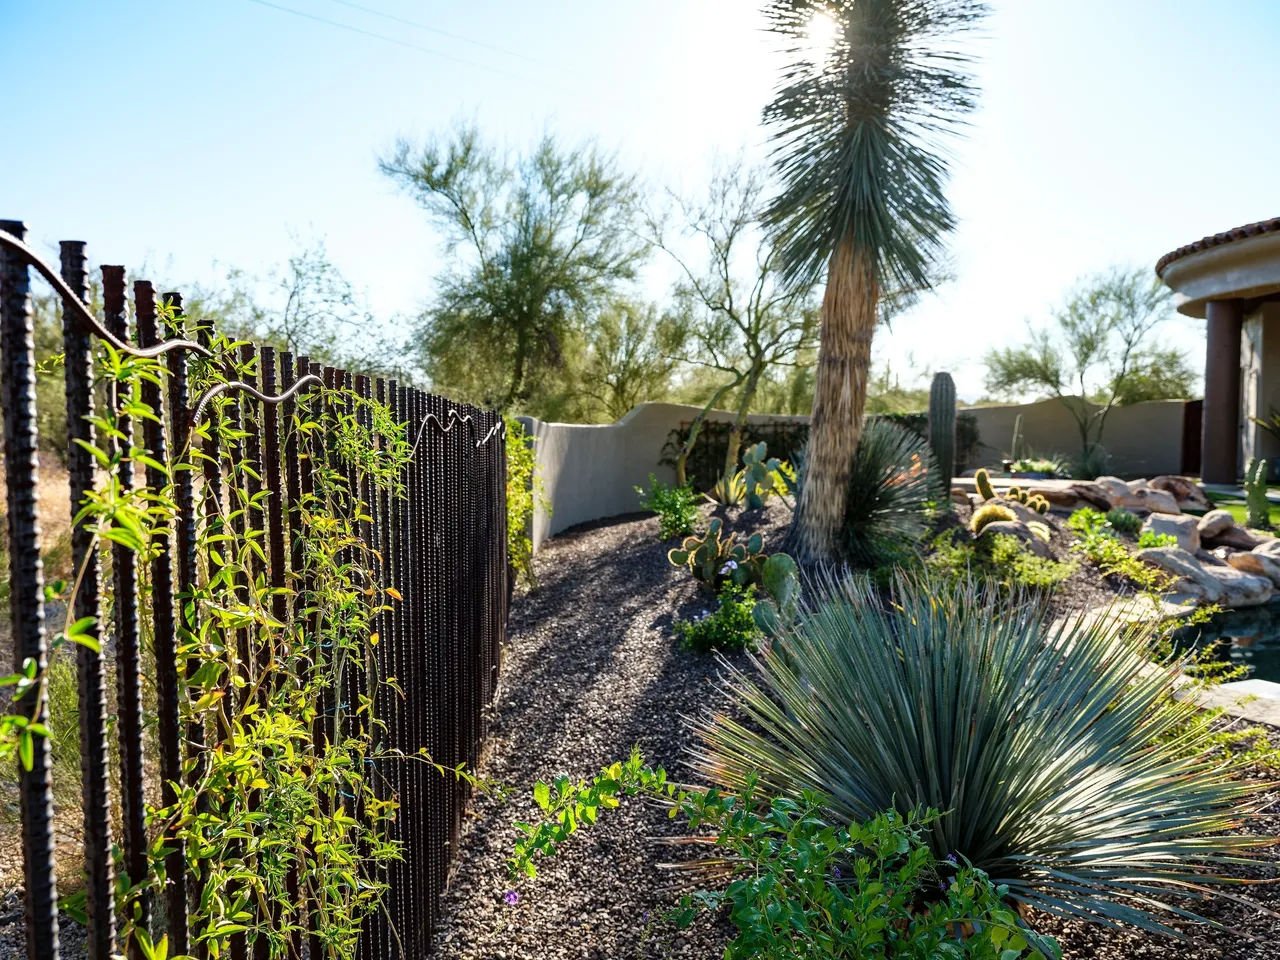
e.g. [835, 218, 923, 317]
[794, 236, 879, 560]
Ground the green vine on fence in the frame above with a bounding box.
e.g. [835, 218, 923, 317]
[4, 310, 502, 959]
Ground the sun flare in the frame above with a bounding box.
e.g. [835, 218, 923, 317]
[805, 9, 840, 61]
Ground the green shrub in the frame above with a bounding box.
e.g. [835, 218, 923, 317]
[505, 415, 545, 588]
[1105, 507, 1143, 535]
[841, 419, 941, 565]
[1010, 456, 1066, 475]
[511, 759, 1060, 959]
[1068, 507, 1176, 592]
[1137, 530, 1177, 549]
[635, 472, 699, 540]
[692, 573, 1274, 936]
[675, 584, 759, 653]
[928, 530, 1074, 594]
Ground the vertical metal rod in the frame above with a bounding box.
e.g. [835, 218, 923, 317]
[0, 221, 60, 960]
[401, 385, 422, 955]
[276, 350, 304, 960]
[59, 240, 113, 960]
[164, 291, 204, 957]
[135, 281, 187, 951]
[102, 264, 149, 957]
[386, 381, 406, 953]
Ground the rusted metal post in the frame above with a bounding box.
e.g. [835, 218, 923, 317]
[135, 281, 188, 952]
[60, 240, 114, 960]
[1, 220, 60, 960]
[103, 264, 150, 957]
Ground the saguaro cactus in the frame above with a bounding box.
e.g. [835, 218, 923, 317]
[1010, 413, 1024, 462]
[928, 372, 957, 509]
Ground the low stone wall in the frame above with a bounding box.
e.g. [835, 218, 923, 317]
[520, 397, 1191, 550]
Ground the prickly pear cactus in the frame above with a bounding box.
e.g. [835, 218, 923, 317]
[752, 553, 801, 636]
[975, 467, 995, 502]
[741, 442, 783, 510]
[1245, 457, 1272, 530]
[929, 373, 957, 512]
[668, 518, 768, 590]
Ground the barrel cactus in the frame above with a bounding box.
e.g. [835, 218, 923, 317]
[928, 372, 957, 511]
[974, 467, 995, 502]
[970, 503, 1016, 535]
[668, 518, 767, 590]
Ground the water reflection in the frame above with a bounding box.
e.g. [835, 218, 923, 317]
[1172, 601, 1280, 682]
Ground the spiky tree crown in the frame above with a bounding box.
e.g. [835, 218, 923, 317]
[762, 0, 988, 288]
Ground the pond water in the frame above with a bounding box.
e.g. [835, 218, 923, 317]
[1171, 601, 1280, 683]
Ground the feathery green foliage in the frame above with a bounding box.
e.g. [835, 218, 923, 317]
[635, 472, 699, 540]
[840, 418, 941, 565]
[692, 573, 1275, 936]
[761, 0, 988, 290]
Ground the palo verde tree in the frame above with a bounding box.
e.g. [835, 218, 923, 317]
[651, 163, 819, 488]
[380, 125, 648, 415]
[762, 0, 987, 559]
[983, 266, 1192, 479]
[577, 299, 685, 422]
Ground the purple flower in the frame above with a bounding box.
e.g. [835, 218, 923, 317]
[720, 560, 738, 574]
[504, 890, 519, 906]
[831, 866, 841, 879]
[946, 854, 958, 864]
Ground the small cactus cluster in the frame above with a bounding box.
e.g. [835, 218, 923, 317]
[970, 503, 1016, 535]
[971, 468, 1047, 513]
[1245, 457, 1272, 530]
[751, 553, 801, 637]
[741, 442, 783, 510]
[1004, 486, 1050, 514]
[668, 517, 766, 589]
[928, 373, 957, 512]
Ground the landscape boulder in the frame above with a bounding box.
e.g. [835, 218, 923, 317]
[1134, 546, 1223, 604]
[1226, 550, 1280, 587]
[1204, 564, 1273, 607]
[978, 520, 1053, 559]
[1116, 486, 1181, 515]
[1197, 509, 1236, 538]
[1202, 524, 1264, 551]
[1028, 483, 1111, 512]
[1141, 513, 1200, 553]
[1149, 475, 1213, 511]
[1254, 538, 1280, 560]
[1094, 476, 1130, 503]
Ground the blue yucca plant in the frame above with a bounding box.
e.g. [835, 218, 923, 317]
[692, 572, 1276, 936]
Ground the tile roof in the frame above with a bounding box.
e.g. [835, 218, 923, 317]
[1156, 217, 1280, 276]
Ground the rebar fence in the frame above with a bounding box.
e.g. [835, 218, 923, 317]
[0, 221, 508, 960]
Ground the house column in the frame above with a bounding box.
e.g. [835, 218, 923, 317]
[1201, 298, 1243, 484]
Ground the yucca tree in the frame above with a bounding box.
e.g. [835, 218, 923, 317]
[763, 0, 986, 559]
[693, 573, 1275, 935]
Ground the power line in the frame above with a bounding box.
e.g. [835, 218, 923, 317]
[241, 0, 537, 83]
[320, 0, 556, 70]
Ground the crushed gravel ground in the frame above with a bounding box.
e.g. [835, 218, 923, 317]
[431, 502, 792, 959]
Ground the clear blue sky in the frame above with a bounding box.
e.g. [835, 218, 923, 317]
[3, 0, 1279, 402]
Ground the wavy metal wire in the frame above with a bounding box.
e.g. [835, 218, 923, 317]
[409, 407, 507, 456]
[0, 229, 212, 359]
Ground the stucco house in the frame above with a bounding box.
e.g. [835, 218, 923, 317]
[1158, 217, 1280, 484]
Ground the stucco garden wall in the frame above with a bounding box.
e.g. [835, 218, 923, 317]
[519, 397, 1189, 550]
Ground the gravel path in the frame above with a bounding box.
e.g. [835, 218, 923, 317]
[431, 504, 792, 959]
